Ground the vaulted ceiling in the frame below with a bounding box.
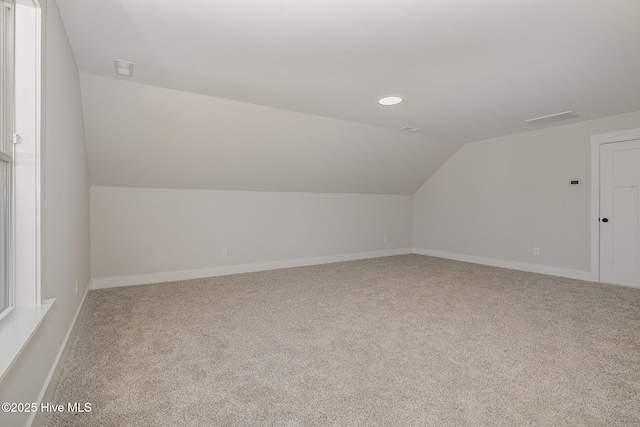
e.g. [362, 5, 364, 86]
[57, 0, 640, 194]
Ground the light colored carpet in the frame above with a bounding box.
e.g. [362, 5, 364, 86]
[41, 254, 640, 426]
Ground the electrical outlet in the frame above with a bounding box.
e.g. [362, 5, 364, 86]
[383, 237, 388, 244]
[221, 249, 228, 258]
[533, 247, 540, 256]
[75, 279, 78, 295]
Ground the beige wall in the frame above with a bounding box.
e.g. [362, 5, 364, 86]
[413, 110, 640, 273]
[0, 1, 91, 426]
[91, 187, 412, 282]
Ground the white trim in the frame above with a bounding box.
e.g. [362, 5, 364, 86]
[33, 0, 42, 305]
[412, 248, 592, 281]
[590, 128, 640, 284]
[590, 140, 600, 282]
[0, 297, 53, 383]
[26, 283, 89, 427]
[13, 0, 42, 308]
[92, 248, 413, 289]
[590, 128, 640, 146]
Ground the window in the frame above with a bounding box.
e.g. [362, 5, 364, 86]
[0, 0, 14, 320]
[0, 0, 49, 381]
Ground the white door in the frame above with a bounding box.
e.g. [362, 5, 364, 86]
[600, 139, 640, 288]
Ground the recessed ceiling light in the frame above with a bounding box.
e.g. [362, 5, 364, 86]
[114, 59, 133, 77]
[378, 96, 403, 106]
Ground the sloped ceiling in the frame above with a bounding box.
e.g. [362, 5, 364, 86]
[57, 0, 640, 194]
[80, 73, 457, 194]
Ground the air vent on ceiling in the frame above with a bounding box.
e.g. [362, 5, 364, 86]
[114, 59, 133, 77]
[400, 126, 422, 132]
[525, 111, 581, 126]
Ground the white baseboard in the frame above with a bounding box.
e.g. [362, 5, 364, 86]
[412, 248, 592, 281]
[28, 282, 91, 427]
[92, 248, 413, 290]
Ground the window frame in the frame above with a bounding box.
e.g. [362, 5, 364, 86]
[0, 0, 15, 322]
[0, 0, 51, 385]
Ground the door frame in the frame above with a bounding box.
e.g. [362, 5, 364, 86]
[590, 128, 640, 283]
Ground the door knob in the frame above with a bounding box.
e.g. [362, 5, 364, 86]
[602, 218, 609, 223]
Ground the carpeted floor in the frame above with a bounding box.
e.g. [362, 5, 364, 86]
[41, 255, 640, 426]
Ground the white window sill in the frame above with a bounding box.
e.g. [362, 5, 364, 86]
[0, 299, 55, 383]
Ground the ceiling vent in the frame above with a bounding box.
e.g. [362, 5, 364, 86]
[114, 59, 133, 77]
[400, 126, 422, 132]
[525, 111, 581, 126]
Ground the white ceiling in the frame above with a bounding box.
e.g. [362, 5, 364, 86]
[57, 0, 640, 194]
